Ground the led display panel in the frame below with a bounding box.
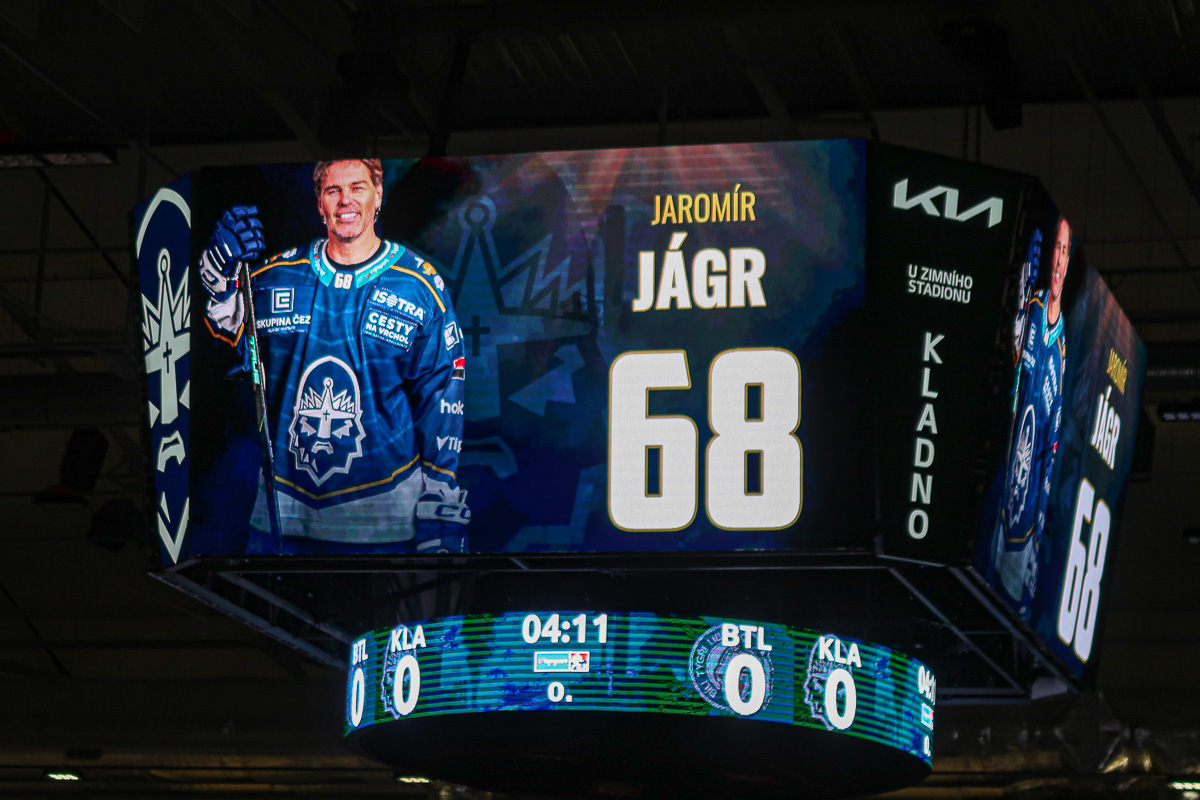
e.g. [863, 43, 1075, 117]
[135, 139, 1145, 633]
[973, 190, 1146, 678]
[136, 177, 192, 565]
[138, 141, 872, 561]
[344, 611, 935, 794]
[869, 146, 1031, 564]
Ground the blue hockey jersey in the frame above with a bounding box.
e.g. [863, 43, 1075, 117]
[998, 290, 1065, 602]
[205, 238, 466, 544]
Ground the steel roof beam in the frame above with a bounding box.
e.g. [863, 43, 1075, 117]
[889, 567, 1024, 693]
[0, 373, 138, 428]
[34, 169, 129, 288]
[1101, 1, 1200, 211]
[185, 0, 326, 159]
[0, 38, 179, 177]
[1044, 4, 1195, 290]
[355, 0, 925, 41]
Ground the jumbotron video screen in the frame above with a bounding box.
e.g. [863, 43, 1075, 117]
[136, 141, 1144, 681]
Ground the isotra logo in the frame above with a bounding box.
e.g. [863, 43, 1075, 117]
[892, 179, 1004, 228]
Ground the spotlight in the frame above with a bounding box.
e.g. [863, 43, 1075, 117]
[1158, 399, 1200, 422]
[44, 770, 82, 781]
[394, 774, 430, 784]
[0, 145, 116, 167]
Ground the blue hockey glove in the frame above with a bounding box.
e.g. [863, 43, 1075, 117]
[199, 206, 265, 301]
[415, 488, 471, 554]
[1023, 229, 1042, 288]
[1011, 228, 1044, 377]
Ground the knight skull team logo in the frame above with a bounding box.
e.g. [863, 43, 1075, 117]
[1006, 404, 1036, 526]
[288, 356, 366, 485]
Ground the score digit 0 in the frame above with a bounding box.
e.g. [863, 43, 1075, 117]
[723, 652, 767, 716]
[548, 681, 572, 703]
[392, 655, 420, 717]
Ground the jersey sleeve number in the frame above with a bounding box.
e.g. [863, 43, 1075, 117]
[608, 349, 801, 531]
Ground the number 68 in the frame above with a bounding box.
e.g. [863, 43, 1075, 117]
[607, 349, 802, 531]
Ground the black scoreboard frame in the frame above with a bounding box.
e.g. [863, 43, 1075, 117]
[151, 550, 1083, 703]
[134, 141, 1144, 703]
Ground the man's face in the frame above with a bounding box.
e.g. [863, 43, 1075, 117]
[317, 161, 381, 243]
[1050, 218, 1071, 303]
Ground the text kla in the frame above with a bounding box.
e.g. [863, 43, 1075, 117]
[817, 635, 862, 668]
[389, 625, 426, 652]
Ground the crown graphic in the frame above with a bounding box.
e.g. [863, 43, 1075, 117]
[449, 195, 592, 318]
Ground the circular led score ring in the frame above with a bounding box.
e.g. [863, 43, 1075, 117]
[344, 612, 936, 768]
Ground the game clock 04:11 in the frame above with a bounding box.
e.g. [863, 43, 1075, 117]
[344, 611, 936, 768]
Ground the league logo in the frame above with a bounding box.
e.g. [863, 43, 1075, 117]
[1005, 404, 1036, 530]
[288, 356, 366, 486]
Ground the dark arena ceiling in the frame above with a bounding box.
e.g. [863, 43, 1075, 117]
[0, 0, 1199, 798]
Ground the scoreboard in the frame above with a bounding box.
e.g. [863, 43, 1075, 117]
[133, 139, 1150, 797]
[344, 612, 935, 796]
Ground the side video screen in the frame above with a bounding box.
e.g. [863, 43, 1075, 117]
[974, 193, 1145, 677]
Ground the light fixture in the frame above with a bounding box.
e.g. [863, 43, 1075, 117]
[0, 146, 116, 168]
[44, 770, 82, 781]
[393, 774, 430, 784]
[1158, 400, 1200, 422]
[41, 152, 114, 166]
[1170, 782, 1200, 791]
[0, 154, 41, 168]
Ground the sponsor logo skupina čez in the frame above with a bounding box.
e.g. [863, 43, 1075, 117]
[271, 287, 293, 314]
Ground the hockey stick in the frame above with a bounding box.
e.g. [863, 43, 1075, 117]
[238, 261, 284, 550]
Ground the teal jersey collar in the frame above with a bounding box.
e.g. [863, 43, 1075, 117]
[1043, 305, 1063, 347]
[308, 239, 406, 288]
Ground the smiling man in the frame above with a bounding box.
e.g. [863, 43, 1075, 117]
[994, 214, 1071, 615]
[199, 159, 470, 554]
